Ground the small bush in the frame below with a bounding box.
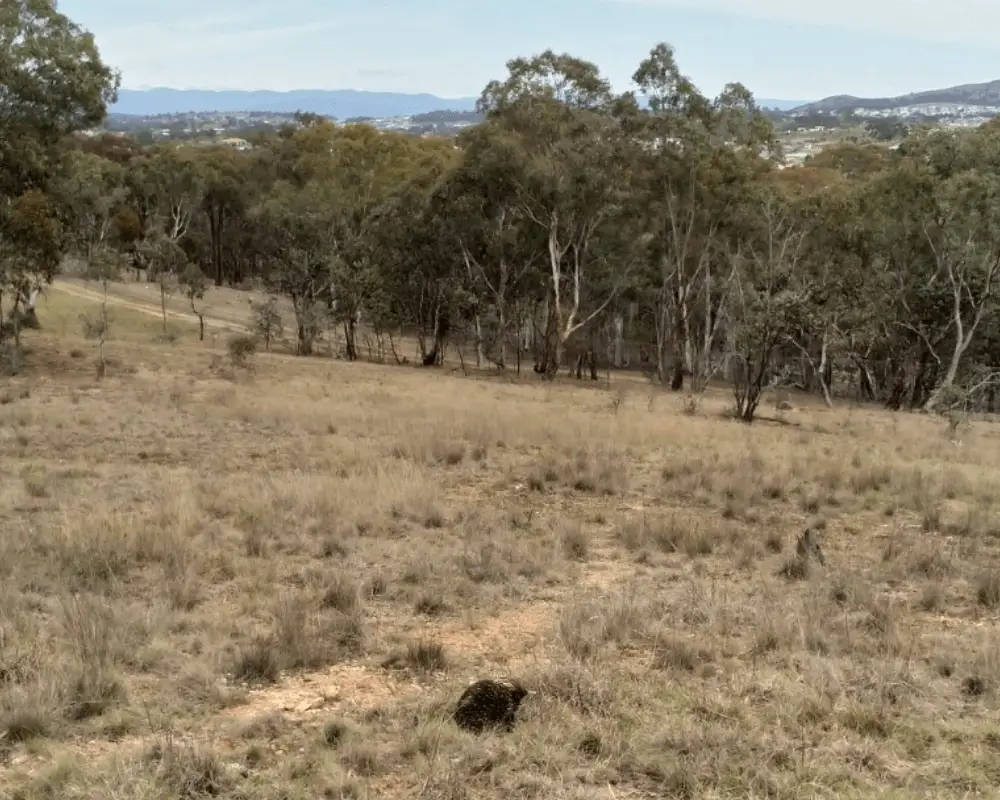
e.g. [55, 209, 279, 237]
[0, 697, 54, 743]
[79, 313, 107, 339]
[243, 528, 267, 558]
[153, 742, 232, 797]
[274, 591, 340, 669]
[367, 573, 387, 598]
[778, 556, 810, 581]
[321, 574, 360, 614]
[228, 335, 258, 368]
[338, 739, 385, 777]
[392, 639, 448, 672]
[22, 469, 50, 498]
[918, 583, 943, 611]
[231, 639, 281, 685]
[414, 592, 448, 616]
[653, 636, 714, 672]
[252, 297, 284, 350]
[561, 522, 590, 561]
[65, 669, 126, 721]
[322, 718, 351, 748]
[976, 570, 1000, 608]
[618, 515, 650, 551]
[648, 514, 718, 557]
[441, 443, 466, 465]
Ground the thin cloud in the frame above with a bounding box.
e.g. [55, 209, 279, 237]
[104, 18, 340, 51]
[612, 0, 1000, 48]
[99, 16, 343, 86]
[356, 68, 404, 78]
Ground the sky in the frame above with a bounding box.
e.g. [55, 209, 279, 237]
[60, 0, 1000, 102]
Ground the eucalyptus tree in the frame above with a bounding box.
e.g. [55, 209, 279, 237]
[0, 0, 117, 340]
[861, 127, 1000, 410]
[252, 178, 339, 355]
[55, 149, 128, 265]
[477, 50, 636, 377]
[432, 123, 543, 370]
[629, 42, 776, 390]
[725, 190, 811, 422]
[194, 145, 250, 286]
[778, 173, 873, 406]
[0, 0, 118, 199]
[325, 126, 456, 360]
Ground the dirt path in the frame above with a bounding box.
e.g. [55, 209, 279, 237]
[51, 280, 250, 334]
[9, 282, 641, 779]
[5, 549, 634, 775]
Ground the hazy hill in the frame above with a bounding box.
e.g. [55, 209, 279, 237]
[112, 88, 477, 118]
[111, 87, 807, 119]
[754, 98, 808, 111]
[791, 80, 1000, 114]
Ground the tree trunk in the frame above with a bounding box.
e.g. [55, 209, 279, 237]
[292, 295, 313, 356]
[671, 288, 690, 391]
[655, 300, 669, 384]
[343, 317, 357, 360]
[924, 340, 964, 412]
[815, 331, 833, 408]
[535, 292, 561, 378]
[160, 284, 168, 336]
[533, 296, 548, 374]
[423, 303, 449, 366]
[548, 335, 563, 380]
[855, 358, 877, 402]
[589, 328, 599, 381]
[670, 354, 684, 391]
[473, 314, 484, 369]
[497, 304, 507, 370]
[612, 313, 624, 368]
[912, 350, 932, 409]
[297, 320, 312, 356]
[886, 362, 906, 410]
[209, 204, 225, 286]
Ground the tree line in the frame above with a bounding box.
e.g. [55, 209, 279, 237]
[4, 2, 1000, 421]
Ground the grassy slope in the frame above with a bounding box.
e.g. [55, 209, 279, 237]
[1, 283, 999, 798]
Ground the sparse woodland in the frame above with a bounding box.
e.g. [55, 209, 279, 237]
[8, 5, 1000, 799]
[6, 6, 1000, 420]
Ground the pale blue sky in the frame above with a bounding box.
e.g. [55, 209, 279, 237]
[61, 0, 1000, 102]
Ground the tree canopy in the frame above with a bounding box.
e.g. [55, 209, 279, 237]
[9, 5, 1000, 420]
[0, 0, 118, 348]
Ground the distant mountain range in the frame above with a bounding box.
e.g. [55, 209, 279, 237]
[111, 87, 806, 118]
[111, 88, 477, 119]
[755, 99, 808, 112]
[791, 79, 1000, 115]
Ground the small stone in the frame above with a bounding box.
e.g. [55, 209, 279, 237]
[295, 697, 327, 713]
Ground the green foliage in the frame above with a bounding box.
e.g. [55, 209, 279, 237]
[12, 8, 1000, 416]
[0, 189, 63, 284]
[865, 117, 909, 142]
[252, 298, 284, 350]
[0, 0, 119, 198]
[180, 263, 207, 301]
[228, 334, 257, 365]
[141, 236, 187, 284]
[0, 0, 117, 352]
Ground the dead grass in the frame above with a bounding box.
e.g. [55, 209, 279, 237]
[2, 284, 1000, 797]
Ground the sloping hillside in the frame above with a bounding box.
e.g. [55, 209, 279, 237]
[791, 79, 1000, 114]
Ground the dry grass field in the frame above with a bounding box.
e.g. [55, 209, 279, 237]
[2, 284, 1000, 799]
